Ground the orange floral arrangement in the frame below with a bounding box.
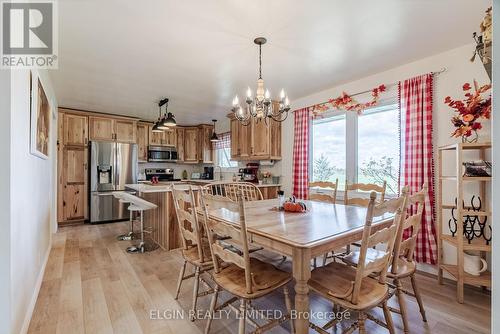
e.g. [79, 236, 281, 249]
[445, 80, 491, 141]
[311, 84, 386, 116]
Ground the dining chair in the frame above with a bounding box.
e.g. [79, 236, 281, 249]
[171, 185, 214, 321]
[343, 184, 428, 333]
[344, 181, 387, 206]
[308, 179, 344, 267]
[308, 188, 408, 334]
[203, 181, 264, 201]
[200, 190, 294, 334]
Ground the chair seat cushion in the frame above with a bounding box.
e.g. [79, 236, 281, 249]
[308, 261, 388, 310]
[342, 249, 416, 278]
[213, 258, 292, 299]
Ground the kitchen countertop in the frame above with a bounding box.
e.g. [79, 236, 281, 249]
[186, 179, 281, 188]
[127, 180, 281, 193]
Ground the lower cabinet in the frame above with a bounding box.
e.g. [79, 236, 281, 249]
[260, 186, 280, 200]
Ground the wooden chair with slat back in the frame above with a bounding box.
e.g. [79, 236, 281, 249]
[308, 179, 343, 267]
[203, 181, 263, 202]
[200, 190, 294, 334]
[171, 185, 214, 321]
[344, 181, 387, 206]
[342, 184, 427, 332]
[308, 188, 409, 334]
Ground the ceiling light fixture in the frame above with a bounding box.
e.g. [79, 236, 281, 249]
[210, 119, 219, 142]
[152, 103, 164, 132]
[159, 98, 172, 129]
[232, 37, 291, 125]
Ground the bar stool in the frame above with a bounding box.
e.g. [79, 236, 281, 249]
[126, 204, 147, 253]
[114, 194, 137, 241]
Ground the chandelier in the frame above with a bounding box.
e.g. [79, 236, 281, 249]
[152, 98, 176, 132]
[231, 37, 290, 125]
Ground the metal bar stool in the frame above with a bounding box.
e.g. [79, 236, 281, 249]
[113, 193, 137, 241]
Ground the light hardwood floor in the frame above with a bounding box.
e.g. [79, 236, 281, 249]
[28, 222, 491, 334]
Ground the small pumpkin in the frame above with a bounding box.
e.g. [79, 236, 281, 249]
[283, 200, 307, 212]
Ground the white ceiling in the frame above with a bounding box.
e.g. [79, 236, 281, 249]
[51, 0, 490, 124]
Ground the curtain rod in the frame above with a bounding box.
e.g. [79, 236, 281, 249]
[296, 67, 447, 111]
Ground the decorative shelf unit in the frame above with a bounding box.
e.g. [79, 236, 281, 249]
[437, 142, 491, 303]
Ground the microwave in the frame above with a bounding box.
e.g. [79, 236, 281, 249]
[148, 146, 178, 162]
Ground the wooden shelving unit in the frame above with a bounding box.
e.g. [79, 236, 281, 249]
[437, 142, 492, 303]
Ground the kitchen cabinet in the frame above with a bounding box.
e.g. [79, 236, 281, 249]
[137, 122, 149, 162]
[63, 113, 88, 146]
[148, 127, 176, 147]
[228, 111, 281, 160]
[89, 116, 136, 142]
[176, 127, 185, 162]
[184, 127, 199, 163]
[198, 124, 214, 163]
[61, 146, 88, 221]
[260, 185, 280, 200]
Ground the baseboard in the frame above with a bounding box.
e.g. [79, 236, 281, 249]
[19, 234, 52, 334]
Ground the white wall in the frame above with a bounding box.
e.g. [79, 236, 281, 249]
[10, 69, 58, 334]
[276, 43, 490, 273]
[0, 69, 12, 334]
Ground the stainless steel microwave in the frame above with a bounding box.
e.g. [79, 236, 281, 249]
[148, 146, 177, 162]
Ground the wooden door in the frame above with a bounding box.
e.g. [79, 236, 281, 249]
[89, 116, 114, 141]
[230, 118, 239, 158]
[200, 125, 213, 163]
[184, 128, 198, 162]
[137, 123, 149, 162]
[163, 129, 177, 146]
[149, 127, 163, 146]
[250, 118, 269, 157]
[176, 127, 185, 161]
[269, 118, 281, 159]
[115, 119, 137, 143]
[238, 122, 251, 158]
[62, 146, 87, 221]
[63, 113, 88, 146]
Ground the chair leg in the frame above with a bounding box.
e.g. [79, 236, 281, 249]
[322, 252, 328, 266]
[238, 299, 246, 334]
[358, 312, 367, 334]
[410, 274, 427, 322]
[313, 257, 317, 268]
[205, 285, 220, 334]
[395, 279, 409, 333]
[191, 266, 201, 321]
[382, 301, 395, 334]
[174, 260, 187, 300]
[283, 286, 294, 334]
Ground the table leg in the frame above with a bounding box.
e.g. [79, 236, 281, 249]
[292, 248, 311, 334]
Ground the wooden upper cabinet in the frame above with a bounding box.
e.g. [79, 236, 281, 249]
[269, 118, 282, 159]
[89, 116, 115, 141]
[199, 125, 213, 163]
[137, 123, 149, 162]
[176, 127, 185, 162]
[230, 119, 239, 158]
[183, 127, 198, 162]
[163, 129, 177, 147]
[238, 122, 251, 158]
[63, 113, 88, 146]
[251, 118, 270, 157]
[115, 119, 137, 143]
[149, 127, 163, 146]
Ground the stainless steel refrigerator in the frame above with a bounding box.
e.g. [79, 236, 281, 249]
[90, 141, 138, 223]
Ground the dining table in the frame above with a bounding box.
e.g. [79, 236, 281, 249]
[203, 198, 395, 334]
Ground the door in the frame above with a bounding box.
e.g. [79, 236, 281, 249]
[149, 127, 163, 146]
[115, 119, 137, 143]
[137, 123, 148, 162]
[269, 118, 281, 159]
[89, 116, 115, 141]
[163, 129, 176, 146]
[90, 141, 116, 192]
[63, 114, 88, 146]
[251, 118, 269, 157]
[230, 119, 239, 158]
[176, 127, 185, 162]
[115, 143, 138, 191]
[201, 126, 213, 163]
[184, 128, 198, 162]
[62, 146, 88, 220]
[238, 122, 250, 158]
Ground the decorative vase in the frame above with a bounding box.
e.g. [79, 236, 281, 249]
[462, 130, 479, 143]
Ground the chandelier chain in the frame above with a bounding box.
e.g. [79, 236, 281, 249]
[259, 44, 262, 79]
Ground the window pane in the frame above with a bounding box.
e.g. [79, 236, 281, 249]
[357, 106, 399, 195]
[311, 115, 346, 187]
[217, 147, 237, 168]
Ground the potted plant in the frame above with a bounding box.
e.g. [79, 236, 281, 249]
[444, 80, 491, 143]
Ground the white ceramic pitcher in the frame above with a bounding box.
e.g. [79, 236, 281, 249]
[463, 251, 487, 276]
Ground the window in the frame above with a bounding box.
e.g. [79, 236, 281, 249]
[311, 100, 400, 195]
[214, 132, 238, 168]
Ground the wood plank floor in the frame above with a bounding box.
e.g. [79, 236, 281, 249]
[28, 222, 491, 333]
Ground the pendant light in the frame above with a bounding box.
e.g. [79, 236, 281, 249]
[160, 98, 177, 128]
[152, 104, 164, 132]
[210, 119, 219, 142]
[158, 98, 170, 130]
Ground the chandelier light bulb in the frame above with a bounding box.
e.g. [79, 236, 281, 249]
[247, 87, 252, 98]
[280, 89, 285, 100]
[285, 96, 290, 106]
[233, 96, 239, 106]
[265, 89, 270, 99]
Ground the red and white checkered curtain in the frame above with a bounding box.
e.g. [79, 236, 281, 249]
[214, 132, 230, 149]
[400, 73, 437, 264]
[292, 108, 310, 199]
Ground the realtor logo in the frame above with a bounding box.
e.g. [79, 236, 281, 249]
[1, 0, 58, 68]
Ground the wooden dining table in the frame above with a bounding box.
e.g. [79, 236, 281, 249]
[203, 198, 394, 334]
